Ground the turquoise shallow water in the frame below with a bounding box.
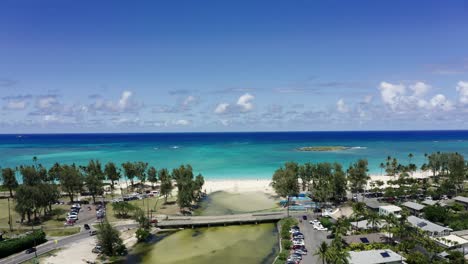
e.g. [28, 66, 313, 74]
[1, 131, 468, 181]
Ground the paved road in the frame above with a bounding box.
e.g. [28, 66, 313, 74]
[0, 223, 138, 264]
[294, 213, 331, 264]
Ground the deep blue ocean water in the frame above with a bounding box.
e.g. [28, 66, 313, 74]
[1, 131, 468, 181]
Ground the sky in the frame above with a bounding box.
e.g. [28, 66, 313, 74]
[0, 0, 468, 133]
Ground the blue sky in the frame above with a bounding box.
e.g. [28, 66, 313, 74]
[0, 0, 467, 133]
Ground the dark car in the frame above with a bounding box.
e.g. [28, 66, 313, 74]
[302, 215, 307, 220]
[292, 245, 306, 250]
[25, 247, 36, 254]
[327, 233, 335, 239]
[84, 224, 90, 230]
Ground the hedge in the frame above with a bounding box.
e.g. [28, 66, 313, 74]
[0, 230, 47, 258]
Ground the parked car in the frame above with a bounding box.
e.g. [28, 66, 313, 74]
[84, 224, 90, 230]
[67, 215, 78, 221]
[89, 230, 97, 236]
[292, 245, 306, 250]
[294, 249, 307, 255]
[292, 240, 305, 246]
[289, 228, 300, 234]
[92, 245, 102, 254]
[327, 233, 335, 239]
[293, 234, 304, 239]
[309, 219, 320, 225]
[25, 247, 36, 254]
[302, 215, 307, 220]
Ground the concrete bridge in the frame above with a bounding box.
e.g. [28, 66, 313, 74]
[156, 212, 287, 228]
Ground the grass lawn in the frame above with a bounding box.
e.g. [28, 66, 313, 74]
[22, 248, 62, 264]
[45, 227, 81, 237]
[106, 195, 179, 222]
[0, 198, 76, 236]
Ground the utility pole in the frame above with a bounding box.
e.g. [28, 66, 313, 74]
[7, 197, 12, 232]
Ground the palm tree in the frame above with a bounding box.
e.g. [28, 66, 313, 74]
[408, 153, 414, 164]
[352, 202, 366, 231]
[314, 241, 330, 264]
[379, 162, 385, 176]
[333, 217, 351, 237]
[366, 211, 381, 231]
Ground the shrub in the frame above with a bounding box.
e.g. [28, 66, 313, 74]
[0, 230, 47, 258]
[282, 239, 292, 250]
[135, 228, 151, 242]
[278, 251, 289, 261]
[320, 217, 334, 229]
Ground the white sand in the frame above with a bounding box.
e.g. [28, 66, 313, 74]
[41, 236, 97, 264]
[368, 170, 431, 188]
[203, 179, 274, 194]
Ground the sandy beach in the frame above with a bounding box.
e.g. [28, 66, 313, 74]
[41, 237, 97, 264]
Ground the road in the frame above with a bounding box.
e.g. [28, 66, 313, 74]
[0, 223, 137, 264]
[294, 213, 331, 264]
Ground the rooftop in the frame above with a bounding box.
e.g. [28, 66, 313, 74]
[422, 200, 447, 207]
[407, 216, 452, 233]
[343, 233, 388, 245]
[402, 201, 425, 211]
[454, 196, 468, 204]
[379, 205, 402, 212]
[365, 199, 388, 209]
[433, 234, 468, 248]
[348, 249, 405, 264]
[350, 220, 386, 230]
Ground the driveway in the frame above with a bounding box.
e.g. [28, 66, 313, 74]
[294, 214, 331, 264]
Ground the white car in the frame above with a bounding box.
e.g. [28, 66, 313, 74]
[316, 226, 328, 231]
[309, 219, 320, 225]
[67, 215, 78, 221]
[293, 240, 305, 246]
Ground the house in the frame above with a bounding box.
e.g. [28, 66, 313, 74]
[407, 216, 452, 237]
[432, 234, 468, 249]
[351, 219, 386, 230]
[402, 201, 425, 216]
[379, 205, 402, 218]
[454, 196, 468, 210]
[366, 200, 388, 212]
[348, 249, 406, 264]
[422, 199, 447, 207]
[343, 233, 390, 246]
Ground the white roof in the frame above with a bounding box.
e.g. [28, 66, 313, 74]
[433, 235, 468, 248]
[422, 200, 447, 207]
[407, 216, 452, 233]
[379, 205, 402, 212]
[348, 249, 405, 264]
[402, 201, 425, 211]
[454, 196, 468, 204]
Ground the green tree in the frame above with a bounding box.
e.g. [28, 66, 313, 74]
[352, 202, 367, 230]
[58, 164, 83, 203]
[347, 159, 369, 194]
[1, 168, 18, 197]
[314, 241, 330, 264]
[121, 162, 136, 188]
[172, 165, 195, 211]
[82, 160, 105, 204]
[96, 220, 126, 256]
[271, 162, 299, 198]
[159, 168, 173, 203]
[112, 202, 136, 218]
[134, 161, 148, 190]
[104, 162, 121, 190]
[147, 166, 158, 189]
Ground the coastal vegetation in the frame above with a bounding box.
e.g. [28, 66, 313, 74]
[296, 146, 350, 152]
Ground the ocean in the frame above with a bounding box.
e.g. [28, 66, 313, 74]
[1, 131, 468, 182]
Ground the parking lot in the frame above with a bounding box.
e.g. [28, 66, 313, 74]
[292, 213, 331, 263]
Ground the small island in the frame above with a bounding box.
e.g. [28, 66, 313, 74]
[296, 146, 350, 152]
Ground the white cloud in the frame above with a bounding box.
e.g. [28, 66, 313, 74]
[410, 82, 430, 97]
[430, 94, 454, 111]
[236, 93, 255, 112]
[336, 99, 349, 113]
[183, 95, 196, 106]
[379, 82, 406, 110]
[37, 96, 59, 110]
[3, 100, 28, 110]
[90, 90, 140, 113]
[214, 103, 230, 114]
[174, 119, 190, 126]
[118, 91, 133, 110]
[220, 119, 229, 126]
[457, 81, 468, 104]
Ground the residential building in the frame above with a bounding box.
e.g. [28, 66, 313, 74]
[454, 196, 468, 210]
[407, 216, 452, 237]
[379, 205, 402, 218]
[348, 249, 406, 264]
[402, 201, 425, 216]
[343, 233, 390, 246]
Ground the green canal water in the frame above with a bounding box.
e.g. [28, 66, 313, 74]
[126, 192, 280, 264]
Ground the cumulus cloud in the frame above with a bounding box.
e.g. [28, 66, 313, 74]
[457, 81, 468, 104]
[89, 90, 141, 113]
[214, 103, 230, 114]
[379, 82, 406, 110]
[410, 82, 430, 97]
[183, 95, 196, 106]
[336, 99, 349, 113]
[4, 100, 28, 110]
[430, 94, 454, 111]
[236, 93, 255, 112]
[174, 119, 190, 126]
